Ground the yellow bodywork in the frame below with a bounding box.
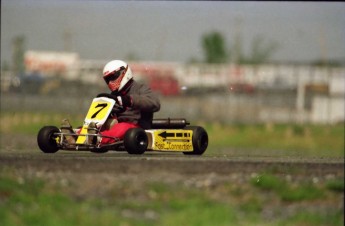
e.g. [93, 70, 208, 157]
[76, 97, 115, 144]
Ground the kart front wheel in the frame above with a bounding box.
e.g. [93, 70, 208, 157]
[183, 126, 208, 155]
[37, 126, 60, 153]
[124, 128, 148, 155]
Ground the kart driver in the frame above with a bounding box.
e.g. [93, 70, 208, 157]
[62, 60, 160, 145]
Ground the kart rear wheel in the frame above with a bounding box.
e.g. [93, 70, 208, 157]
[183, 126, 208, 155]
[124, 128, 148, 155]
[37, 126, 60, 153]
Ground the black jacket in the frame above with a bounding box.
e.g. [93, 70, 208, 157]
[113, 80, 160, 129]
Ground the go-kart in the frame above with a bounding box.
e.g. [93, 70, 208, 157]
[37, 97, 208, 155]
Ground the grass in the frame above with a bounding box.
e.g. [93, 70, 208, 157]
[326, 179, 345, 192]
[0, 171, 343, 226]
[0, 111, 84, 135]
[0, 175, 231, 226]
[251, 173, 325, 202]
[204, 122, 344, 157]
[0, 176, 128, 226]
[282, 211, 344, 226]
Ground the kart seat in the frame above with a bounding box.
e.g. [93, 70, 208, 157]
[151, 118, 190, 129]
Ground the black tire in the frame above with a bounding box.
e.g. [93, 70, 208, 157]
[124, 128, 148, 155]
[37, 126, 60, 153]
[183, 126, 208, 155]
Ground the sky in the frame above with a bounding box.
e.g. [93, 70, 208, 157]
[1, 1, 345, 64]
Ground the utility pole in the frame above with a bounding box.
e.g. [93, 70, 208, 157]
[233, 16, 243, 65]
[318, 26, 328, 66]
[63, 29, 72, 52]
[12, 35, 26, 75]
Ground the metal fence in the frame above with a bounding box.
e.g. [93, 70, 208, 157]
[1, 64, 344, 124]
[1, 89, 343, 125]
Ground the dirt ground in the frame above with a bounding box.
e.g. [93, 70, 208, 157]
[1, 151, 343, 191]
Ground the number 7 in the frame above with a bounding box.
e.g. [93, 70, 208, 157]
[91, 103, 108, 119]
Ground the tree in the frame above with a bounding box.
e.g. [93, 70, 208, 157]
[200, 31, 278, 65]
[244, 35, 279, 64]
[231, 34, 279, 65]
[201, 32, 228, 64]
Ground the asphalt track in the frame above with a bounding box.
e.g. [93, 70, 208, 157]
[0, 151, 343, 177]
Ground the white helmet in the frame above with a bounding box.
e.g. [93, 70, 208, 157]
[102, 60, 133, 92]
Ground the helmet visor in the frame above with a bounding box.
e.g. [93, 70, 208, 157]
[104, 66, 126, 84]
